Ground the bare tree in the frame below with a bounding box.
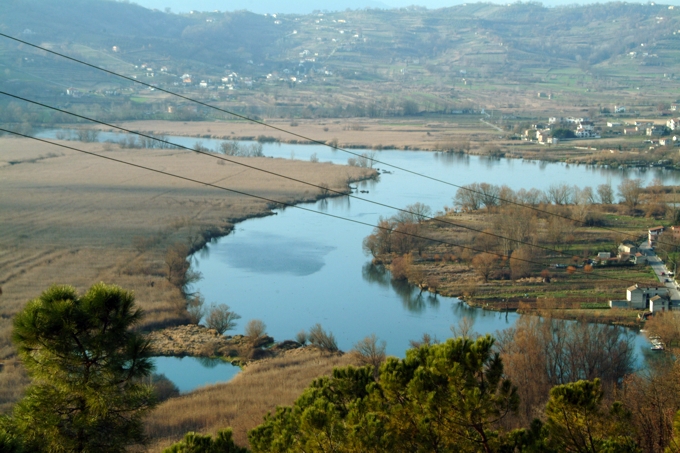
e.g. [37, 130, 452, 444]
[496, 315, 635, 428]
[205, 304, 241, 335]
[498, 185, 517, 206]
[618, 178, 643, 213]
[353, 334, 386, 376]
[395, 202, 432, 224]
[546, 183, 572, 205]
[308, 323, 338, 352]
[493, 205, 537, 257]
[453, 183, 482, 212]
[295, 329, 308, 345]
[245, 319, 267, 340]
[510, 246, 534, 280]
[450, 317, 478, 339]
[472, 252, 498, 282]
[572, 186, 594, 222]
[478, 183, 500, 209]
[391, 221, 424, 255]
[186, 292, 206, 324]
[516, 188, 546, 206]
[623, 362, 680, 453]
[362, 217, 396, 257]
[597, 182, 614, 204]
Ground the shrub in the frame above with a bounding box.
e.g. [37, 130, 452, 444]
[308, 323, 338, 352]
[295, 330, 308, 345]
[352, 334, 386, 374]
[186, 292, 205, 325]
[205, 304, 241, 335]
[245, 319, 267, 340]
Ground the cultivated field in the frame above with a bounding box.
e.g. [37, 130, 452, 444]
[0, 136, 374, 412]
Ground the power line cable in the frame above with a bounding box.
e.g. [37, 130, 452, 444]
[0, 126, 649, 287]
[0, 32, 659, 247]
[1, 90, 623, 265]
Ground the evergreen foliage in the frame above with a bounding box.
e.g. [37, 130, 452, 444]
[164, 428, 248, 453]
[9, 283, 156, 453]
[248, 335, 519, 452]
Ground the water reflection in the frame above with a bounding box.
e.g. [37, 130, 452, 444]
[362, 262, 390, 288]
[362, 263, 440, 313]
[196, 357, 223, 368]
[451, 299, 484, 320]
[213, 232, 335, 276]
[433, 151, 470, 167]
[329, 195, 351, 211]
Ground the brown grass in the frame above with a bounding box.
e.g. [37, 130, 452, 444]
[0, 136, 373, 411]
[143, 348, 361, 451]
[107, 118, 495, 152]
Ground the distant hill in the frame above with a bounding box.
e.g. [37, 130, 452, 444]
[2, 0, 680, 118]
[131, 0, 392, 14]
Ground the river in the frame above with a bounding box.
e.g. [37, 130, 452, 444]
[37, 130, 674, 388]
[185, 140, 673, 358]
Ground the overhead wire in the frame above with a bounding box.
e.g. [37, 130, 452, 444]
[0, 32, 663, 248]
[1, 89, 632, 266]
[0, 126, 648, 286]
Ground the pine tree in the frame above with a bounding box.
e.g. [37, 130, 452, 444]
[10, 283, 156, 453]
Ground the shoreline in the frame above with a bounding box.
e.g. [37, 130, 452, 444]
[146, 324, 328, 366]
[42, 118, 680, 171]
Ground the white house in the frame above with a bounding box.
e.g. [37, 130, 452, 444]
[650, 295, 670, 313]
[649, 226, 665, 246]
[618, 243, 638, 255]
[614, 106, 626, 113]
[626, 284, 669, 309]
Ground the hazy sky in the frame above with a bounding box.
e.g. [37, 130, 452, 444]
[131, 0, 471, 14]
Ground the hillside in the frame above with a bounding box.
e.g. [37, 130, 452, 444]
[2, 0, 680, 122]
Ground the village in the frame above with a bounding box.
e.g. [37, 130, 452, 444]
[605, 225, 680, 349]
[524, 106, 680, 150]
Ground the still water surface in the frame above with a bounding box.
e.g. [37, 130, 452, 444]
[37, 130, 674, 389]
[185, 140, 675, 358]
[152, 356, 240, 393]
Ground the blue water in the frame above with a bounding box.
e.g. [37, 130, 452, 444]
[37, 129, 661, 380]
[185, 141, 663, 359]
[152, 356, 240, 393]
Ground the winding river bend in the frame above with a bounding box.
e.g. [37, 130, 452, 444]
[36, 129, 677, 375]
[185, 140, 676, 358]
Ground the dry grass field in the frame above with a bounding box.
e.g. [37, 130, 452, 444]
[144, 349, 361, 451]
[0, 136, 373, 413]
[110, 118, 497, 152]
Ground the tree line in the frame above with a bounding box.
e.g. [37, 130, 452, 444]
[3, 283, 680, 452]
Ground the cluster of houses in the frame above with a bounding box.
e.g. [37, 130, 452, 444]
[610, 284, 670, 312]
[522, 108, 680, 148]
[607, 225, 680, 313]
[523, 116, 600, 144]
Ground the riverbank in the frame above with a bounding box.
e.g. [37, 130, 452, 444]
[371, 205, 663, 328]
[144, 347, 357, 451]
[84, 118, 680, 170]
[0, 136, 374, 413]
[147, 324, 314, 365]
